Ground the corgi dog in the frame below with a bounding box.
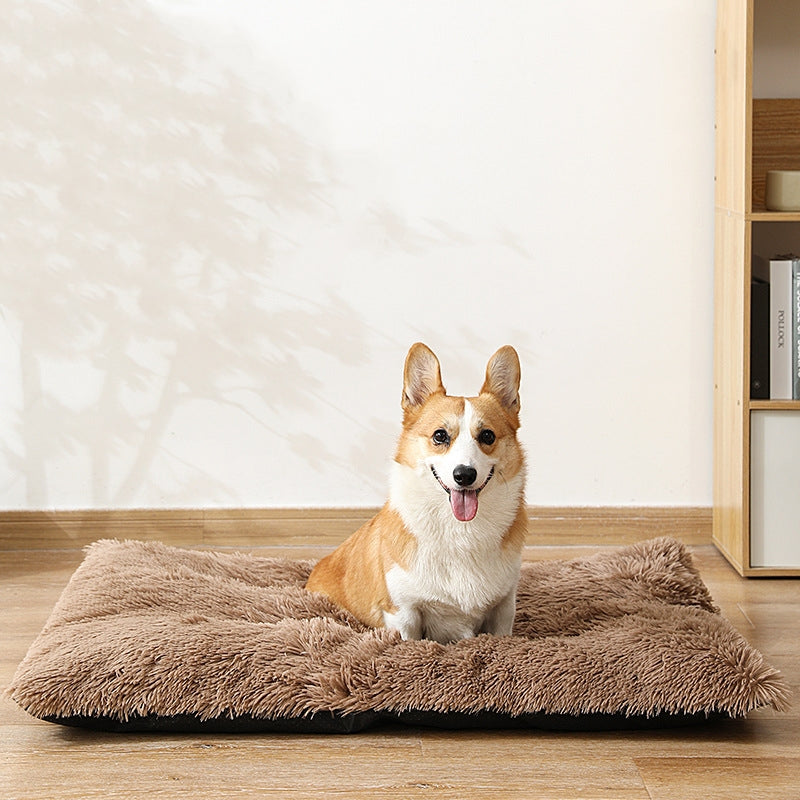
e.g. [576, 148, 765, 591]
[306, 343, 526, 644]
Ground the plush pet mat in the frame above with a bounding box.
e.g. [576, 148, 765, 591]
[8, 537, 789, 733]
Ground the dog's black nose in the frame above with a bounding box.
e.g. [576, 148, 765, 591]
[453, 465, 477, 487]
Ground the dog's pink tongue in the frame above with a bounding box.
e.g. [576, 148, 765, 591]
[450, 489, 479, 522]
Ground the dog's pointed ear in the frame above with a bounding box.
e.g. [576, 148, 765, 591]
[402, 343, 445, 410]
[481, 346, 521, 413]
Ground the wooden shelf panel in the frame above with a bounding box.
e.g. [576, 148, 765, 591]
[750, 210, 800, 221]
[749, 400, 800, 411]
[743, 565, 800, 577]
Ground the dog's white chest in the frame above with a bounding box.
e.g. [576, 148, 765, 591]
[383, 516, 521, 643]
[390, 536, 516, 609]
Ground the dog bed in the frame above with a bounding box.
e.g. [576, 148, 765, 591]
[8, 537, 789, 733]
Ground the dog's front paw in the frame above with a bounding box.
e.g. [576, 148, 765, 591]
[382, 607, 423, 640]
[479, 590, 517, 637]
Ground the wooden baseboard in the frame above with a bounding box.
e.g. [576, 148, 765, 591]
[0, 506, 711, 550]
[527, 506, 711, 546]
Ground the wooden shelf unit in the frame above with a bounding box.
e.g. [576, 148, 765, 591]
[713, 0, 800, 576]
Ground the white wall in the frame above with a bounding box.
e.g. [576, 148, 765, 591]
[0, 0, 716, 510]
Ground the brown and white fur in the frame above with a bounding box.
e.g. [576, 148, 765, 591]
[306, 343, 526, 644]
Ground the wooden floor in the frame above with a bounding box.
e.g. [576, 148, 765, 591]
[1, 541, 798, 799]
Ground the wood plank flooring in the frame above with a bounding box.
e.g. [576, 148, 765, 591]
[1, 542, 798, 799]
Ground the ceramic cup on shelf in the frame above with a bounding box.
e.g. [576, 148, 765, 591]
[765, 170, 800, 212]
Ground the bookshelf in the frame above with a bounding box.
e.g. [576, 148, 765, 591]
[714, 0, 800, 575]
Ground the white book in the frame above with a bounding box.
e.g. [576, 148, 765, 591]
[794, 260, 800, 399]
[768, 258, 794, 399]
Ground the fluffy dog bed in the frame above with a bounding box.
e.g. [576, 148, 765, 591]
[8, 537, 788, 733]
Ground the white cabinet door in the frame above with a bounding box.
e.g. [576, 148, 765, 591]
[750, 410, 800, 568]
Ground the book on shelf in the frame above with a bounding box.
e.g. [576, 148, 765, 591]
[750, 277, 770, 399]
[751, 255, 800, 400]
[795, 259, 800, 399]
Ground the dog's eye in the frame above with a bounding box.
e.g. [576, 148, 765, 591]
[432, 429, 450, 446]
[478, 429, 496, 446]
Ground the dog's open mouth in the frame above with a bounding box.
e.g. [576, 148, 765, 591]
[430, 466, 494, 522]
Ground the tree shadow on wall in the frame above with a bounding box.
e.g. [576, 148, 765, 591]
[0, 0, 367, 506]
